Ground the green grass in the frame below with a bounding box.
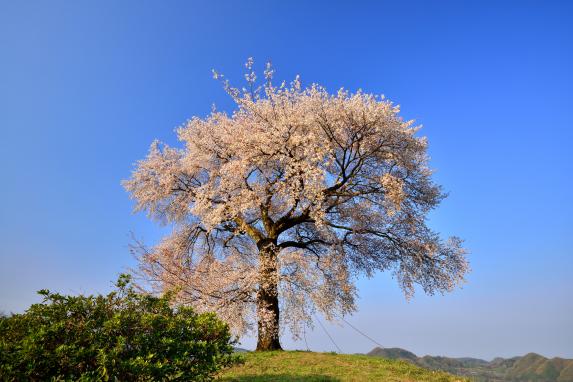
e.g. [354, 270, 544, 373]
[218, 351, 470, 382]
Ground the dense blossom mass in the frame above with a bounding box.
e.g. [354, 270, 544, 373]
[124, 59, 469, 350]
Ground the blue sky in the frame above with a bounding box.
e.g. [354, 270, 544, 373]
[1, 1, 571, 359]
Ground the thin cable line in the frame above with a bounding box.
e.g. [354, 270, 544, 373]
[339, 316, 385, 349]
[303, 327, 310, 351]
[314, 315, 342, 353]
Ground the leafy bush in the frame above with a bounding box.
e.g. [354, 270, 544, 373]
[0, 275, 237, 381]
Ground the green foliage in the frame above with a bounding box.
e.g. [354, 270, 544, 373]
[0, 274, 237, 381]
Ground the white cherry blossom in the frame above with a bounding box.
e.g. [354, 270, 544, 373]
[124, 59, 469, 351]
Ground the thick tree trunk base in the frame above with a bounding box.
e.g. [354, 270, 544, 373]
[255, 242, 283, 352]
[255, 337, 283, 351]
[255, 292, 283, 351]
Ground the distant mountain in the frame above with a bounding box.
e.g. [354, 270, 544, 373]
[367, 347, 418, 362]
[366, 347, 573, 382]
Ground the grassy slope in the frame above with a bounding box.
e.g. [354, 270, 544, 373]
[219, 351, 470, 382]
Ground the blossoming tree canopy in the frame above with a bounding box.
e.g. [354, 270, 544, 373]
[123, 59, 469, 351]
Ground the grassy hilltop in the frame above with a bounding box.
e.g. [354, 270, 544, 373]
[219, 351, 468, 381]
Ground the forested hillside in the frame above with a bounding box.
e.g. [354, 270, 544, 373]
[367, 347, 573, 382]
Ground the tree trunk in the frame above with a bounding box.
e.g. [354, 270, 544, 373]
[255, 242, 283, 351]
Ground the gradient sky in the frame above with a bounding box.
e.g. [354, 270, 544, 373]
[1, 0, 572, 360]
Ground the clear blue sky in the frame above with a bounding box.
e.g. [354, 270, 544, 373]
[1, 0, 571, 360]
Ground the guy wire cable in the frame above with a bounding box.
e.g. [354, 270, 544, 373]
[314, 314, 342, 353]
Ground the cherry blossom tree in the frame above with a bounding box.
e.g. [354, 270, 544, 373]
[123, 59, 468, 351]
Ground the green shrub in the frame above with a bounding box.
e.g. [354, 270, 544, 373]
[0, 275, 237, 381]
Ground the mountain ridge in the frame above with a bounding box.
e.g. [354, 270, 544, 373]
[366, 347, 573, 382]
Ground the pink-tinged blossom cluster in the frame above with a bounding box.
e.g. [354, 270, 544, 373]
[124, 59, 469, 339]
